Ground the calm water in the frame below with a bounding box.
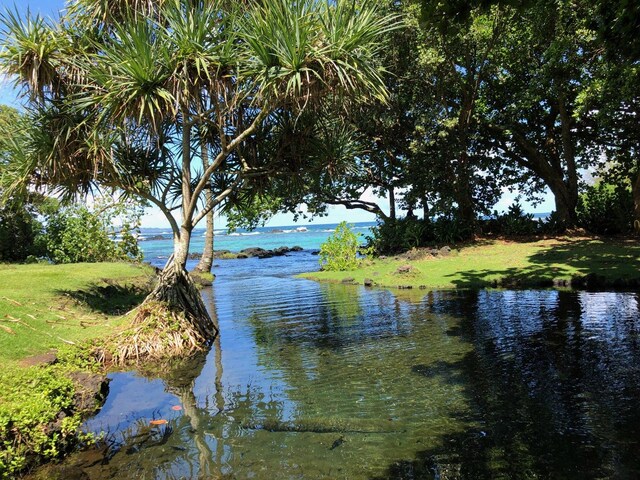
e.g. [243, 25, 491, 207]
[31, 233, 640, 479]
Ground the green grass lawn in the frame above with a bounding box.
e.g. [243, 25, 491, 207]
[302, 237, 640, 290]
[0, 262, 154, 367]
[0, 262, 155, 478]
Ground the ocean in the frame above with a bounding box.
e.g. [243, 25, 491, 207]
[138, 221, 376, 269]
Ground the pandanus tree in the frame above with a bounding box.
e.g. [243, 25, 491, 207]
[0, 0, 394, 354]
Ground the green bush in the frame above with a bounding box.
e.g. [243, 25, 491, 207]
[576, 182, 633, 235]
[319, 221, 362, 271]
[0, 202, 44, 262]
[0, 366, 83, 478]
[368, 217, 434, 254]
[432, 215, 474, 245]
[368, 214, 475, 255]
[482, 203, 540, 236]
[43, 200, 143, 264]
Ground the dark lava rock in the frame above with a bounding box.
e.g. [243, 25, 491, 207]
[398, 285, 413, 289]
[237, 253, 248, 259]
[273, 246, 290, 256]
[241, 247, 268, 257]
[145, 235, 166, 241]
[68, 371, 110, 415]
[188, 252, 202, 260]
[311, 250, 320, 256]
[291, 246, 303, 252]
[341, 277, 356, 284]
[363, 278, 374, 287]
[271, 229, 284, 233]
[396, 264, 414, 274]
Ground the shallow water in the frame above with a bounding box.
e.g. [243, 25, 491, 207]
[33, 254, 640, 479]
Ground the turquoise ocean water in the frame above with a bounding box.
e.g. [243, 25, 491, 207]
[138, 221, 376, 269]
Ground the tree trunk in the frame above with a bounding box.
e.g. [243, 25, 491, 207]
[454, 155, 476, 230]
[633, 172, 640, 234]
[548, 177, 578, 227]
[195, 140, 214, 273]
[388, 186, 396, 221]
[145, 229, 217, 341]
[194, 209, 214, 273]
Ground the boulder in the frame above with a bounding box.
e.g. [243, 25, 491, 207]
[439, 246, 452, 256]
[240, 247, 268, 257]
[396, 264, 414, 274]
[363, 278, 374, 287]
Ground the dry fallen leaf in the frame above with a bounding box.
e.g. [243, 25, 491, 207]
[0, 324, 15, 335]
[150, 419, 168, 426]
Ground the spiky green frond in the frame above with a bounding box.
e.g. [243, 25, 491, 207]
[78, 17, 175, 130]
[0, 9, 63, 101]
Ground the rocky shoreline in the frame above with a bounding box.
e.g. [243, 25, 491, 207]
[188, 245, 306, 260]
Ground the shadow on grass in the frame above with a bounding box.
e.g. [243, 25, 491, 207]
[447, 239, 640, 289]
[58, 280, 151, 315]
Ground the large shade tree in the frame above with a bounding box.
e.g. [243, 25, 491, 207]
[0, 0, 394, 353]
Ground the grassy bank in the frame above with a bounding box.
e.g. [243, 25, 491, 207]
[300, 237, 640, 290]
[0, 262, 154, 478]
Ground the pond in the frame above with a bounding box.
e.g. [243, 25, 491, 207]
[33, 253, 640, 479]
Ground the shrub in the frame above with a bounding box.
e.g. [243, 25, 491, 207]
[576, 182, 633, 235]
[482, 203, 540, 236]
[319, 221, 362, 271]
[432, 215, 474, 245]
[0, 366, 82, 478]
[43, 200, 143, 264]
[0, 201, 45, 262]
[368, 217, 434, 254]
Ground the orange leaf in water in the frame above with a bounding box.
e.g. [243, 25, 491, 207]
[171, 405, 182, 411]
[149, 419, 168, 426]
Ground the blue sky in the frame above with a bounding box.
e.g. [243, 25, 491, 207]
[0, 0, 553, 229]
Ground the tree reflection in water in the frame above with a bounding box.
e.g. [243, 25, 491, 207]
[26, 285, 640, 479]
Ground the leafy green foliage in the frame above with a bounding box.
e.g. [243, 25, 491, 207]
[577, 183, 634, 235]
[319, 222, 362, 271]
[368, 217, 433, 254]
[368, 214, 476, 254]
[0, 200, 44, 262]
[43, 200, 143, 264]
[0, 366, 82, 478]
[483, 203, 540, 236]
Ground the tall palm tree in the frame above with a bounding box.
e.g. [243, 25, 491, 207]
[0, 0, 396, 356]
